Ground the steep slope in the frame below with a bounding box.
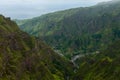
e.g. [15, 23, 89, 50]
[0, 15, 74, 80]
[73, 40, 120, 80]
[16, 0, 120, 58]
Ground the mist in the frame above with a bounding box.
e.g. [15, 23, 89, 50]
[0, 0, 111, 19]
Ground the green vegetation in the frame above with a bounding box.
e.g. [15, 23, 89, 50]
[16, 0, 120, 59]
[2, 0, 120, 80]
[73, 40, 120, 80]
[0, 15, 74, 80]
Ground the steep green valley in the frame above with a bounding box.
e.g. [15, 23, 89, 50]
[16, 0, 120, 59]
[1, 14, 120, 80]
[1, 0, 120, 80]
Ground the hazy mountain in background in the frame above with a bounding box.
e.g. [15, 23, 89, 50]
[16, 0, 120, 58]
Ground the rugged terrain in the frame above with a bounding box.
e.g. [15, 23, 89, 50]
[1, 0, 120, 80]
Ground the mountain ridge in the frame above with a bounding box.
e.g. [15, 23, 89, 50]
[16, 0, 120, 58]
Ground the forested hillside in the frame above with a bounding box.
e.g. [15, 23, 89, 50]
[16, 0, 120, 58]
[0, 15, 74, 80]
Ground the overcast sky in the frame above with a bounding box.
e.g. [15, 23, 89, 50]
[0, 0, 111, 19]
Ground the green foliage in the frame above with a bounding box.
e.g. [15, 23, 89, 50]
[0, 15, 74, 80]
